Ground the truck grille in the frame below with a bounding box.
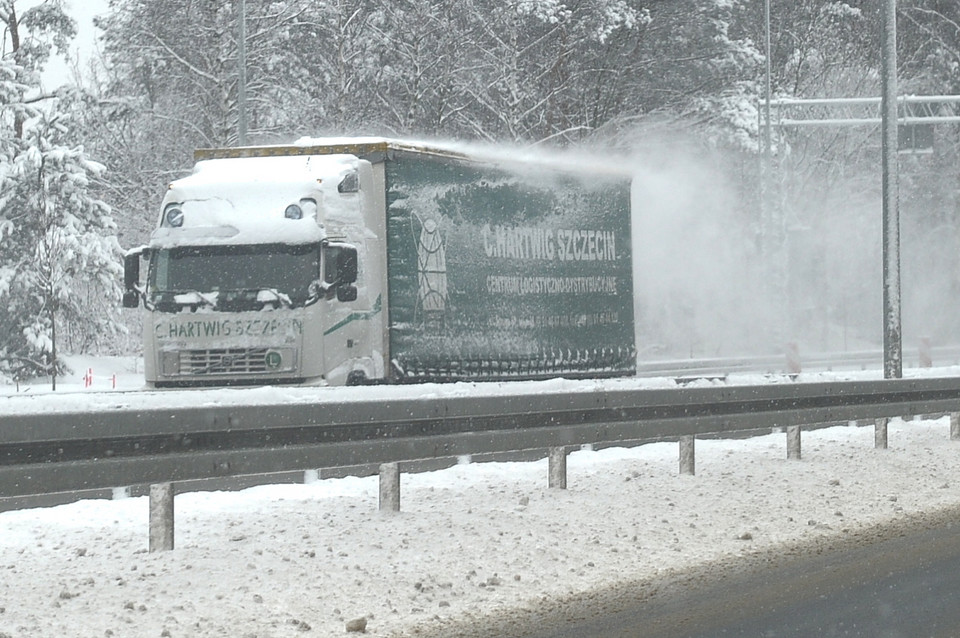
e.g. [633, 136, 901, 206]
[181, 348, 273, 375]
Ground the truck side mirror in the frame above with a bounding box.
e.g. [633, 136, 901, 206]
[337, 285, 358, 302]
[322, 243, 358, 303]
[336, 245, 358, 284]
[324, 242, 358, 286]
[124, 251, 141, 291]
[122, 248, 147, 308]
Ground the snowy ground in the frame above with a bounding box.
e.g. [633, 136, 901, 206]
[0, 355, 145, 396]
[2, 359, 960, 637]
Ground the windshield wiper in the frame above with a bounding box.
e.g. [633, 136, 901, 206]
[254, 288, 293, 308]
[215, 288, 295, 310]
[150, 290, 218, 312]
[175, 291, 219, 307]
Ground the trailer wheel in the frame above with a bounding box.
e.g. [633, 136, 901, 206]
[346, 370, 368, 386]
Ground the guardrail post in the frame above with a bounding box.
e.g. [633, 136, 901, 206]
[548, 447, 567, 489]
[875, 418, 888, 449]
[786, 426, 801, 460]
[951, 413, 960, 440]
[679, 435, 695, 475]
[149, 483, 174, 552]
[379, 462, 400, 512]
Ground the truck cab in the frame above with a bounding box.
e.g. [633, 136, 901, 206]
[123, 148, 387, 387]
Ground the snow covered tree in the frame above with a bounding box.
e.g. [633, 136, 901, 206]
[365, 1, 469, 136]
[276, 0, 387, 133]
[96, 0, 333, 146]
[0, 1, 122, 385]
[900, 1, 960, 94]
[1, 94, 124, 385]
[430, 0, 647, 142]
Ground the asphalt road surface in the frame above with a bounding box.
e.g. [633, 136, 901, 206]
[528, 512, 960, 638]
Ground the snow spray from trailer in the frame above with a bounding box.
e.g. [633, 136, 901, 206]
[628, 153, 771, 360]
[626, 136, 960, 360]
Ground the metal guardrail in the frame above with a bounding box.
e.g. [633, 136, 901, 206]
[4, 376, 960, 500]
[635, 345, 960, 378]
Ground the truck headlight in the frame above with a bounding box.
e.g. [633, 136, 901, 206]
[164, 204, 184, 227]
[160, 350, 181, 375]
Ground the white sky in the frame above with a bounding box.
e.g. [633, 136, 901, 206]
[2, 357, 960, 636]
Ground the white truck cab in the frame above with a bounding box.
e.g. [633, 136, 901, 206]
[124, 146, 387, 387]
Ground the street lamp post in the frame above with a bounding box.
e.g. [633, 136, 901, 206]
[763, 0, 772, 166]
[238, 0, 248, 146]
[881, 0, 901, 379]
[760, 0, 785, 348]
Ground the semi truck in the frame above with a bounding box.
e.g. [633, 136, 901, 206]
[123, 138, 636, 387]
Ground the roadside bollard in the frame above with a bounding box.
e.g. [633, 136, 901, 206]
[379, 462, 400, 512]
[919, 337, 932, 368]
[149, 483, 175, 552]
[679, 435, 695, 475]
[785, 343, 801, 375]
[875, 417, 888, 449]
[787, 425, 801, 460]
[548, 447, 567, 489]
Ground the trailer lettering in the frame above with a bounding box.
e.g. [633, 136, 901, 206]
[490, 311, 621, 329]
[487, 275, 618, 295]
[482, 224, 615, 262]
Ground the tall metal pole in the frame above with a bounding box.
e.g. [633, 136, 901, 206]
[759, 0, 773, 246]
[760, 0, 781, 344]
[237, 0, 248, 146]
[881, 0, 901, 379]
[763, 0, 772, 166]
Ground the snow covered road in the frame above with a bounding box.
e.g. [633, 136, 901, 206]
[1, 414, 959, 637]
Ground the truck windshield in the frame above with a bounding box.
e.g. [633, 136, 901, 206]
[149, 243, 320, 301]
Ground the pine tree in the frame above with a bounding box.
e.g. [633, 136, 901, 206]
[0, 1, 122, 385]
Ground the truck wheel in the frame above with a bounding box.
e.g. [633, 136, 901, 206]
[346, 370, 368, 386]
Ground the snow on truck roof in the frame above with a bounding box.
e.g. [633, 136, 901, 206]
[193, 136, 635, 180]
[153, 153, 360, 248]
[180, 151, 357, 187]
[193, 137, 469, 163]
